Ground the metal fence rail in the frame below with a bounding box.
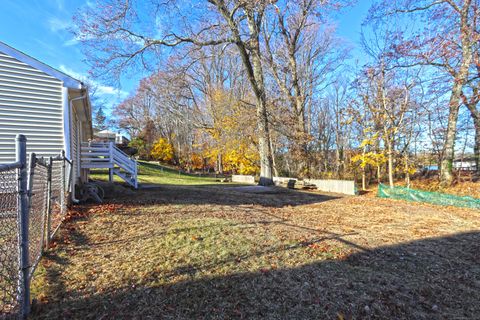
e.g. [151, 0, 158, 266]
[0, 135, 71, 319]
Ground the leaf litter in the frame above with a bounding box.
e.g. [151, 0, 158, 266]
[30, 184, 480, 319]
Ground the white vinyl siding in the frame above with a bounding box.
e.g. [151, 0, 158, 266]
[0, 51, 64, 163]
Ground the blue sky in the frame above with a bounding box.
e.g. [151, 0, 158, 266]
[0, 0, 129, 110]
[0, 0, 372, 112]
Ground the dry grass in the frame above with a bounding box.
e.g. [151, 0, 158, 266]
[30, 185, 480, 319]
[409, 178, 480, 198]
[90, 161, 226, 186]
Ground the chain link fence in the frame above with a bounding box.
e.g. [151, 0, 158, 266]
[27, 158, 49, 280]
[49, 157, 70, 241]
[0, 136, 71, 319]
[0, 168, 20, 318]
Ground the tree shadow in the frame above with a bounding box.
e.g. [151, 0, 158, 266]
[30, 227, 87, 313]
[31, 231, 480, 319]
[102, 183, 341, 208]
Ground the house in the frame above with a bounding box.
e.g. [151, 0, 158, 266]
[0, 41, 137, 196]
[453, 157, 477, 171]
[94, 129, 130, 146]
[0, 41, 92, 189]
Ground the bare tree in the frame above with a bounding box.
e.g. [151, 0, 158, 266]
[461, 37, 480, 177]
[76, 0, 277, 184]
[369, 0, 479, 185]
[262, 0, 348, 176]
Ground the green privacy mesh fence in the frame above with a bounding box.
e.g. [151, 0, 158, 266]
[378, 184, 480, 209]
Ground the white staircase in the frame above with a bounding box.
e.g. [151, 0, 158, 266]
[81, 142, 138, 188]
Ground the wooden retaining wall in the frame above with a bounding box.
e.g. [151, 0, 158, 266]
[232, 175, 255, 184]
[304, 179, 357, 195]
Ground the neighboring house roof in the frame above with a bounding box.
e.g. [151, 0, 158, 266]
[0, 41, 84, 89]
[453, 157, 477, 162]
[96, 130, 118, 138]
[95, 130, 130, 143]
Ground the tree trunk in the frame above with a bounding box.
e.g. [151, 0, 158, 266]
[286, 157, 291, 176]
[269, 134, 279, 177]
[405, 152, 410, 188]
[474, 118, 480, 177]
[271, 16, 309, 178]
[251, 56, 273, 184]
[242, 10, 274, 186]
[296, 112, 308, 178]
[257, 104, 274, 185]
[335, 148, 341, 178]
[465, 102, 480, 177]
[361, 146, 367, 190]
[217, 153, 223, 175]
[440, 12, 473, 186]
[387, 143, 394, 187]
[440, 93, 461, 186]
[362, 167, 366, 191]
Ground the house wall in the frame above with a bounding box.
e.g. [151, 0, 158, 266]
[453, 161, 477, 170]
[0, 51, 64, 163]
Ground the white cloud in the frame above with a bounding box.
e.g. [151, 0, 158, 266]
[58, 64, 83, 80]
[58, 65, 129, 100]
[85, 0, 95, 8]
[63, 32, 95, 47]
[54, 0, 65, 11]
[97, 85, 128, 98]
[63, 37, 80, 46]
[47, 17, 71, 32]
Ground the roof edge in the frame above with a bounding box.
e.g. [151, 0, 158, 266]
[0, 41, 84, 89]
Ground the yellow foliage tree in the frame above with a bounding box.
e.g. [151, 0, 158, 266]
[151, 137, 175, 163]
[223, 142, 260, 175]
[193, 88, 260, 174]
[351, 152, 386, 169]
[351, 133, 386, 169]
[351, 131, 387, 190]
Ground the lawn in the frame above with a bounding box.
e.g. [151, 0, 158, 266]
[89, 161, 224, 185]
[30, 181, 480, 319]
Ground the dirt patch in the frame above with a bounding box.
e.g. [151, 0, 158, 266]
[30, 185, 480, 319]
[410, 179, 480, 198]
[228, 185, 289, 194]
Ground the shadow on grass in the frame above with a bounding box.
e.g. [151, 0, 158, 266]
[32, 231, 480, 319]
[30, 226, 89, 311]
[100, 183, 342, 208]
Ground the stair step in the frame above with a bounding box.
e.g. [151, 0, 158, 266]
[82, 163, 113, 169]
[112, 167, 137, 189]
[83, 143, 138, 188]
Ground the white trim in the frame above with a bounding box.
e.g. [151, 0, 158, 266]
[62, 87, 71, 160]
[77, 119, 82, 178]
[0, 41, 83, 89]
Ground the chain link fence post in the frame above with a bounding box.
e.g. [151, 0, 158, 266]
[45, 157, 53, 250]
[61, 150, 66, 214]
[15, 134, 30, 318]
